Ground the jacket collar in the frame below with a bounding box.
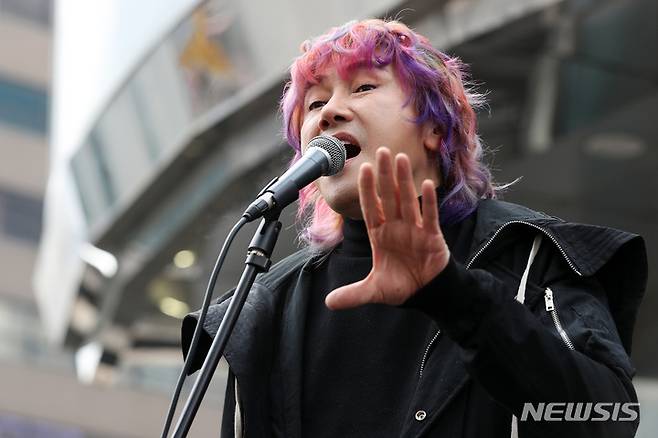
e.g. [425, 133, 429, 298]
[472, 199, 642, 277]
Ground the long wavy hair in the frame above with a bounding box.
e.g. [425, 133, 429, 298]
[280, 19, 498, 252]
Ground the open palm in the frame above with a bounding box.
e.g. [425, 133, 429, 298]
[325, 148, 451, 310]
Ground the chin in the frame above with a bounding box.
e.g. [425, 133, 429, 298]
[318, 185, 362, 219]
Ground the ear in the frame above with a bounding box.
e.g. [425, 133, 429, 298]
[422, 124, 442, 152]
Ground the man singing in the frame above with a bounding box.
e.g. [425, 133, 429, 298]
[182, 19, 647, 437]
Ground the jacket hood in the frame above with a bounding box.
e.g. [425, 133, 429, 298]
[473, 199, 647, 354]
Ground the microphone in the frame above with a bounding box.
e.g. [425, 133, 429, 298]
[242, 135, 346, 221]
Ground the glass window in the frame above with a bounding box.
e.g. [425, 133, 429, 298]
[0, 76, 49, 135]
[0, 188, 43, 243]
[0, 0, 52, 27]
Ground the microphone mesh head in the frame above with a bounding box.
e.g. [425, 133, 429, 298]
[307, 135, 346, 176]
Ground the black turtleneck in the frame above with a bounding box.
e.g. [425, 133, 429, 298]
[301, 205, 476, 437]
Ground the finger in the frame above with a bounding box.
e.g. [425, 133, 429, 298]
[421, 179, 441, 235]
[396, 154, 422, 225]
[358, 163, 384, 228]
[376, 147, 400, 220]
[325, 278, 376, 310]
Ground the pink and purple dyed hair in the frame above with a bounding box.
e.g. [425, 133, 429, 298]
[280, 19, 497, 251]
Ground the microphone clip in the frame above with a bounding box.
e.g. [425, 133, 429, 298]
[243, 178, 279, 222]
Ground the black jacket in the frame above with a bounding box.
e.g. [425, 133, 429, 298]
[182, 199, 647, 437]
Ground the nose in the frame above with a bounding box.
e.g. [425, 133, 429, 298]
[318, 94, 352, 131]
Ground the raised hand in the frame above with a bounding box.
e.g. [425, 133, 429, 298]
[325, 147, 451, 310]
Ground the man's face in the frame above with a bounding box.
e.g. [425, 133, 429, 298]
[299, 65, 440, 219]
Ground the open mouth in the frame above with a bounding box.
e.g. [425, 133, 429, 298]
[331, 133, 362, 162]
[344, 143, 361, 160]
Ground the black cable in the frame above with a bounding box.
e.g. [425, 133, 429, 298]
[161, 216, 248, 438]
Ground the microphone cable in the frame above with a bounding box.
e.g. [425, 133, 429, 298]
[160, 135, 344, 436]
[160, 216, 248, 438]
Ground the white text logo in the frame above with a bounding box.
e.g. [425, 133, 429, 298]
[520, 402, 639, 422]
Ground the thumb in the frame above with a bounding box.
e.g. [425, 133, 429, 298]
[325, 278, 377, 310]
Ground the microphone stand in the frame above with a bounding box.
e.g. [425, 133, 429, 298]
[172, 209, 283, 437]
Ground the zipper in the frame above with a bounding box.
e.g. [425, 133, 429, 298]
[417, 220, 581, 379]
[466, 220, 582, 276]
[419, 329, 441, 379]
[544, 287, 575, 350]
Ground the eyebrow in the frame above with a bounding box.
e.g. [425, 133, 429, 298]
[310, 64, 384, 87]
